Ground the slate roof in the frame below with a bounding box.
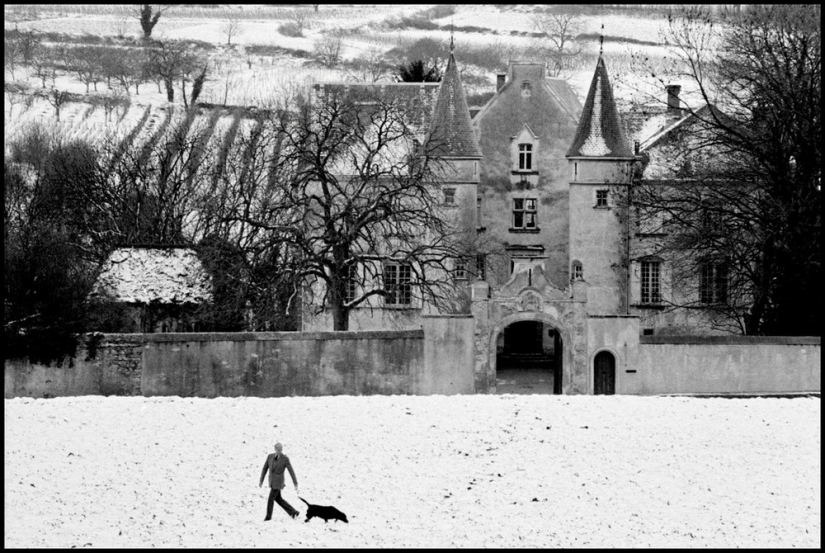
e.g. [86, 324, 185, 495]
[545, 77, 582, 123]
[91, 247, 212, 304]
[427, 50, 482, 158]
[470, 62, 581, 126]
[566, 56, 633, 158]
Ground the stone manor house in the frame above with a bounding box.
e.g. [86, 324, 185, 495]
[297, 46, 787, 396]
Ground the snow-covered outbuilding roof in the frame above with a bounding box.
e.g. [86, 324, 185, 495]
[91, 247, 212, 304]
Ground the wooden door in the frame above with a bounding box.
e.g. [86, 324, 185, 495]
[553, 331, 562, 395]
[593, 351, 615, 395]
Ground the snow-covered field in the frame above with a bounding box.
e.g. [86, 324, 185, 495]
[4, 395, 820, 548]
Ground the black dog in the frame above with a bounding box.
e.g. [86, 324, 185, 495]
[299, 497, 348, 523]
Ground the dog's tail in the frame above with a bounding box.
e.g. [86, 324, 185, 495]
[298, 497, 310, 506]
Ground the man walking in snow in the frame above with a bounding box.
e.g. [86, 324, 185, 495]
[259, 442, 299, 521]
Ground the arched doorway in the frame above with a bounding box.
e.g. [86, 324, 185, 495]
[494, 318, 563, 394]
[593, 350, 616, 395]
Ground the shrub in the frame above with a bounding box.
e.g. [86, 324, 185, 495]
[314, 33, 343, 68]
[466, 90, 495, 106]
[278, 22, 303, 37]
[419, 5, 456, 20]
[245, 43, 312, 58]
[385, 16, 439, 31]
[388, 36, 447, 66]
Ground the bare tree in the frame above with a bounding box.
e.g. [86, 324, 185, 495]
[220, 69, 241, 104]
[146, 40, 200, 102]
[17, 29, 40, 65]
[4, 34, 22, 81]
[66, 46, 104, 93]
[104, 116, 212, 245]
[4, 81, 30, 120]
[94, 88, 128, 123]
[102, 47, 146, 96]
[42, 87, 72, 121]
[222, 16, 241, 46]
[619, 5, 821, 335]
[346, 47, 393, 83]
[533, 11, 583, 78]
[214, 90, 472, 330]
[113, 12, 130, 39]
[314, 32, 343, 68]
[30, 43, 58, 88]
[291, 8, 309, 35]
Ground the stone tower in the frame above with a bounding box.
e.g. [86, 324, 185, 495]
[428, 43, 483, 272]
[566, 55, 635, 314]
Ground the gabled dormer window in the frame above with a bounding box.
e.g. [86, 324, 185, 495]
[511, 124, 539, 174]
[518, 144, 532, 170]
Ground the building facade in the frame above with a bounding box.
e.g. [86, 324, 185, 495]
[302, 50, 768, 394]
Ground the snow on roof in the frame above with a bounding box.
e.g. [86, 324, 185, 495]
[92, 247, 212, 304]
[640, 104, 712, 152]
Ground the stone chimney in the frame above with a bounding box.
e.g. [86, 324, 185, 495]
[497, 73, 506, 92]
[666, 84, 682, 116]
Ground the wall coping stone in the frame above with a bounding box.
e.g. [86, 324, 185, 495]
[109, 330, 425, 343]
[421, 314, 475, 319]
[640, 335, 821, 345]
[587, 314, 642, 319]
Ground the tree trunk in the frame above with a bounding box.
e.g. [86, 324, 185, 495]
[164, 77, 174, 102]
[331, 302, 349, 331]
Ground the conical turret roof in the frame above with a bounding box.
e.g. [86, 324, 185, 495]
[428, 49, 482, 158]
[567, 56, 633, 158]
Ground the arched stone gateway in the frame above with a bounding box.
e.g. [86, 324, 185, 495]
[470, 260, 591, 394]
[489, 311, 573, 394]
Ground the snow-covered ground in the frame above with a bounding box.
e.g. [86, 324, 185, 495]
[4, 394, 820, 548]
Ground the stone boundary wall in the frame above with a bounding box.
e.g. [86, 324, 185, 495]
[629, 336, 820, 395]
[4, 334, 145, 399]
[640, 335, 821, 345]
[5, 317, 476, 399]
